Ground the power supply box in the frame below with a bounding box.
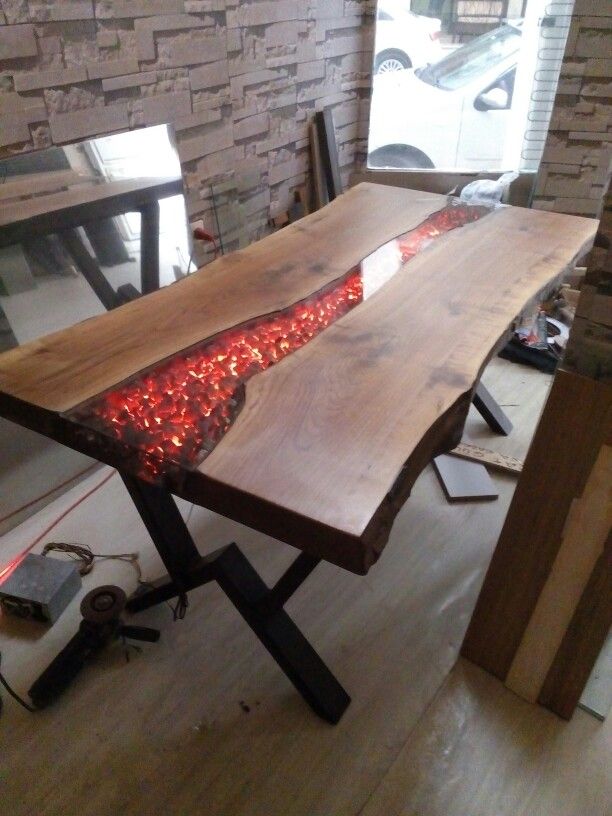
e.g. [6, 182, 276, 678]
[0, 554, 81, 624]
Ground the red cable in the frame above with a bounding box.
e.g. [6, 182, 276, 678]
[0, 470, 116, 583]
[193, 227, 219, 260]
[0, 463, 99, 526]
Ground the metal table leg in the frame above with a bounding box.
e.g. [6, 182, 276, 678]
[120, 473, 351, 724]
[139, 201, 160, 295]
[58, 227, 120, 311]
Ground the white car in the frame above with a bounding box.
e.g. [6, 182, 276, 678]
[369, 23, 522, 170]
[374, 0, 442, 74]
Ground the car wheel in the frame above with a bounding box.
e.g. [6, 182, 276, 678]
[374, 50, 412, 74]
[368, 145, 435, 170]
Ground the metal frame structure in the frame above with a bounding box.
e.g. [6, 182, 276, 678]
[121, 473, 351, 724]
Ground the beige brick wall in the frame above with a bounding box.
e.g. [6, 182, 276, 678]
[0, 0, 375, 256]
[532, 0, 611, 220]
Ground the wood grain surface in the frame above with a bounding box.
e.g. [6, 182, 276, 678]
[0, 183, 597, 573]
[505, 443, 611, 702]
[462, 370, 612, 678]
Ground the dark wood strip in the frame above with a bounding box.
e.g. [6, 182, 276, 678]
[538, 530, 612, 719]
[461, 370, 612, 680]
[315, 108, 342, 201]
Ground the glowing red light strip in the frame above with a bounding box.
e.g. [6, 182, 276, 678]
[67, 203, 489, 479]
[0, 470, 116, 587]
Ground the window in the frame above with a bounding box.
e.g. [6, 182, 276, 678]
[368, 0, 574, 173]
[415, 24, 521, 91]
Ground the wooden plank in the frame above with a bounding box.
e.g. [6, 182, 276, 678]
[432, 455, 498, 502]
[579, 630, 612, 721]
[196, 201, 594, 570]
[462, 370, 612, 681]
[0, 185, 597, 574]
[315, 108, 342, 201]
[309, 120, 328, 211]
[350, 167, 536, 207]
[505, 444, 612, 702]
[538, 529, 612, 719]
[449, 442, 523, 475]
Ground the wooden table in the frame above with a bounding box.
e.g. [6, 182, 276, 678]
[0, 174, 183, 307]
[0, 183, 596, 722]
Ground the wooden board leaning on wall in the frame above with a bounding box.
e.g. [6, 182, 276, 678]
[462, 256, 612, 719]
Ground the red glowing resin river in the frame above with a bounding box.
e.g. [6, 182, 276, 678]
[67, 202, 490, 477]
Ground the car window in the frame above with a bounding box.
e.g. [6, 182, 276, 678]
[377, 10, 393, 21]
[416, 25, 521, 91]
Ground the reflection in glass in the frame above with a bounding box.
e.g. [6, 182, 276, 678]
[0, 124, 190, 348]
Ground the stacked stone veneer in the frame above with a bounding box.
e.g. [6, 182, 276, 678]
[0, 0, 375, 255]
[532, 0, 611, 221]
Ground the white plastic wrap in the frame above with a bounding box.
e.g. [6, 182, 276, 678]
[459, 172, 519, 207]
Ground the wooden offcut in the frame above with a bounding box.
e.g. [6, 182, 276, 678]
[538, 530, 612, 719]
[0, 184, 596, 574]
[432, 455, 498, 502]
[462, 371, 612, 678]
[309, 120, 328, 211]
[449, 442, 523, 475]
[314, 108, 342, 202]
[505, 445, 611, 702]
[462, 265, 612, 719]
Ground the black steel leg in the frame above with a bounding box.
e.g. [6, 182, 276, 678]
[59, 227, 120, 311]
[121, 473, 351, 724]
[139, 201, 160, 295]
[121, 474, 200, 581]
[214, 545, 350, 723]
[472, 382, 513, 436]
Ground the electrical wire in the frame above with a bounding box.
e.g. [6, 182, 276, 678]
[188, 227, 219, 273]
[0, 470, 117, 585]
[41, 542, 143, 582]
[0, 463, 98, 526]
[0, 652, 36, 713]
[0, 471, 196, 713]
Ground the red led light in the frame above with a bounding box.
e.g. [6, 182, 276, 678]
[397, 201, 487, 263]
[68, 203, 489, 478]
[0, 552, 27, 585]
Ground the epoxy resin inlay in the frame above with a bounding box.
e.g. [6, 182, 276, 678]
[67, 201, 490, 478]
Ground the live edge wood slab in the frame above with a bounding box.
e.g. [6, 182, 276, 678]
[0, 183, 596, 575]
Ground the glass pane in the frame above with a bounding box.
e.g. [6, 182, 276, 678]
[0, 124, 192, 532]
[368, 0, 574, 173]
[0, 124, 190, 346]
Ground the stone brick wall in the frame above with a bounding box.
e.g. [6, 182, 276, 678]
[532, 0, 611, 220]
[0, 0, 375, 255]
